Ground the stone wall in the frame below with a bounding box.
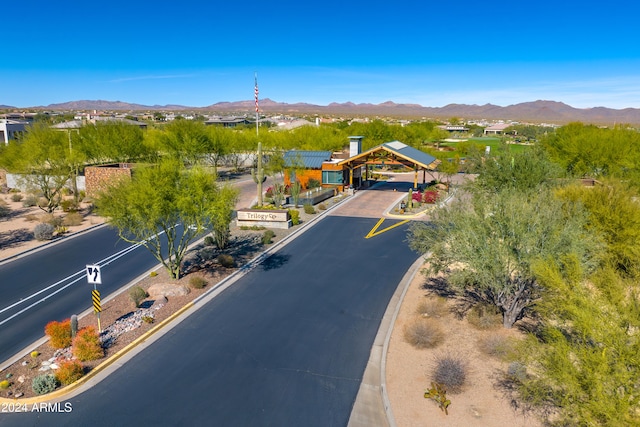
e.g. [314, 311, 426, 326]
[85, 163, 134, 197]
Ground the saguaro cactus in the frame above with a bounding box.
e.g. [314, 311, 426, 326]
[252, 141, 267, 206]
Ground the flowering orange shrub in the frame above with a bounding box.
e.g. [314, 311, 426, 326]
[55, 360, 85, 385]
[44, 319, 72, 349]
[72, 326, 104, 361]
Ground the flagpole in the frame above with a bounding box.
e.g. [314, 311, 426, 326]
[254, 72, 259, 137]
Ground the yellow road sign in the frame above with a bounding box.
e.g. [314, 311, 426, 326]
[92, 289, 101, 313]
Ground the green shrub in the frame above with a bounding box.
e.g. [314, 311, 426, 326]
[41, 214, 63, 227]
[30, 351, 40, 358]
[307, 178, 320, 189]
[60, 199, 79, 212]
[466, 303, 502, 330]
[433, 355, 468, 394]
[22, 194, 38, 207]
[288, 209, 300, 225]
[403, 319, 444, 349]
[0, 202, 8, 218]
[44, 319, 72, 349]
[0, 380, 10, 389]
[217, 254, 235, 268]
[34, 222, 55, 241]
[240, 225, 265, 230]
[129, 286, 148, 308]
[55, 360, 85, 385]
[63, 212, 83, 226]
[149, 271, 158, 277]
[262, 230, 276, 245]
[318, 203, 327, 210]
[303, 203, 316, 214]
[72, 326, 104, 361]
[506, 361, 527, 382]
[10, 193, 23, 202]
[32, 374, 59, 395]
[189, 276, 208, 289]
[142, 315, 154, 324]
[204, 235, 215, 246]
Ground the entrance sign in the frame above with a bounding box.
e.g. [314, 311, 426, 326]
[237, 210, 289, 222]
[86, 265, 102, 285]
[236, 209, 292, 230]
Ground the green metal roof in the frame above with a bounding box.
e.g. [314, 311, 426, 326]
[283, 150, 332, 169]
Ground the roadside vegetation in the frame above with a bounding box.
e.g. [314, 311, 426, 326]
[409, 122, 640, 425]
[3, 116, 640, 424]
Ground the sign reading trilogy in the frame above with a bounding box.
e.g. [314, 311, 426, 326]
[236, 209, 289, 222]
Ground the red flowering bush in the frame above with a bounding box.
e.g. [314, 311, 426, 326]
[412, 191, 422, 202]
[423, 190, 439, 204]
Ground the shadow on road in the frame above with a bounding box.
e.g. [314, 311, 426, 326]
[260, 253, 291, 271]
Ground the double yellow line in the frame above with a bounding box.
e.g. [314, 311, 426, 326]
[365, 218, 409, 239]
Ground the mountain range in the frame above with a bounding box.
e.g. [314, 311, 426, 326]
[4, 99, 640, 125]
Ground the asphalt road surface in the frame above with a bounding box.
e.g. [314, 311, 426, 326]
[1, 215, 419, 426]
[0, 174, 265, 366]
[0, 225, 166, 365]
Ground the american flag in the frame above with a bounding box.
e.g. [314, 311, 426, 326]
[254, 74, 259, 113]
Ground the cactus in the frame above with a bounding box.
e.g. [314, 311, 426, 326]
[252, 141, 267, 206]
[71, 314, 78, 339]
[407, 188, 413, 209]
[424, 382, 451, 415]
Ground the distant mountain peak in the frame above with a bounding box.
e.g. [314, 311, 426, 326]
[3, 99, 639, 125]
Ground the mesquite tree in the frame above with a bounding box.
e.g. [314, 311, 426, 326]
[408, 189, 599, 328]
[96, 158, 237, 279]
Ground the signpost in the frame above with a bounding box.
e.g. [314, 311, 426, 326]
[86, 264, 102, 332]
[86, 264, 102, 285]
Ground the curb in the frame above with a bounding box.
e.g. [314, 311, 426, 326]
[0, 223, 107, 267]
[384, 186, 457, 220]
[0, 301, 195, 405]
[0, 191, 356, 402]
[347, 257, 424, 427]
[0, 181, 433, 411]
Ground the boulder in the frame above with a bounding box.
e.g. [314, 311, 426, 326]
[147, 283, 190, 298]
[152, 295, 168, 308]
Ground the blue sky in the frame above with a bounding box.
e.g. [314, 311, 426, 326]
[2, 0, 640, 109]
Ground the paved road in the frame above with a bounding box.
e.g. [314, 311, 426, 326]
[0, 174, 263, 366]
[0, 214, 419, 426]
[0, 225, 162, 365]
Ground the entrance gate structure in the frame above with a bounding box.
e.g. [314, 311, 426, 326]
[337, 140, 440, 189]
